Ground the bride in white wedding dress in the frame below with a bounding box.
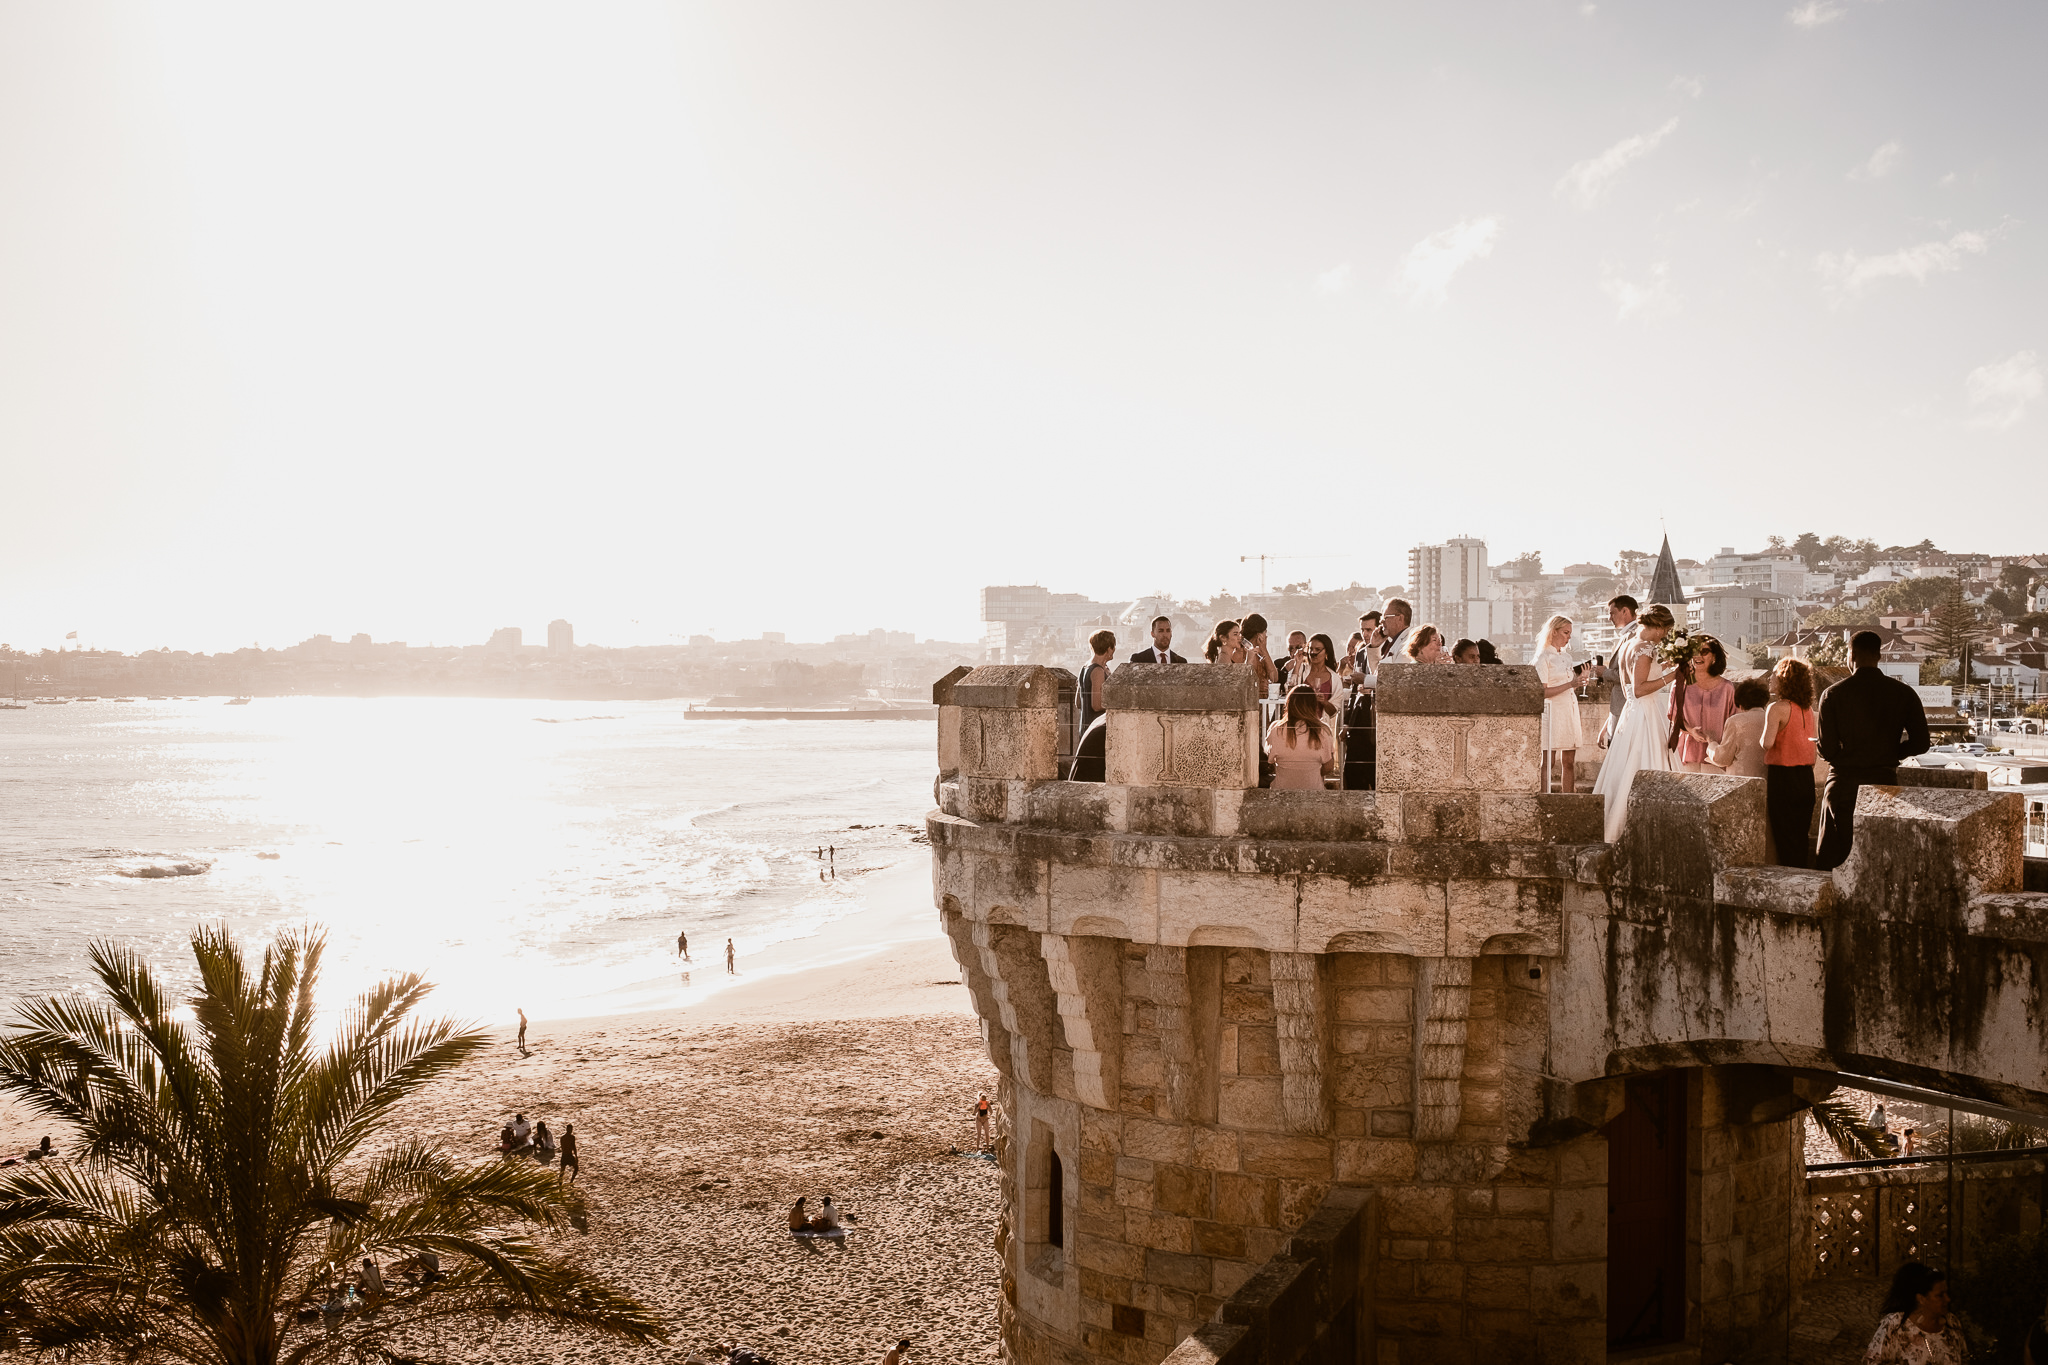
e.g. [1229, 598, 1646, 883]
[1591, 603, 1681, 844]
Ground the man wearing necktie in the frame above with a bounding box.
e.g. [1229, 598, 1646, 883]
[1129, 615, 1186, 664]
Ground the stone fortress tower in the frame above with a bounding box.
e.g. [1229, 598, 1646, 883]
[926, 661, 2048, 1365]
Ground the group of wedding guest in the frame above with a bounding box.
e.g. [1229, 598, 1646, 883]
[1565, 599, 1832, 865]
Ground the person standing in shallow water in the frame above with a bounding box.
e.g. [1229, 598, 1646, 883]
[676, 929, 689, 962]
[725, 938, 735, 974]
[1862, 1261, 1965, 1364]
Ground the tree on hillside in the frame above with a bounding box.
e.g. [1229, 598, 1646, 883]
[1877, 578, 1953, 614]
[1987, 563, 2039, 619]
[1791, 532, 1826, 568]
[0, 927, 664, 1365]
[1930, 577, 1982, 686]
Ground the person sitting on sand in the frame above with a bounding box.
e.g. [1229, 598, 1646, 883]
[24, 1136, 53, 1162]
[883, 1339, 912, 1365]
[788, 1196, 811, 1232]
[808, 1194, 841, 1232]
[533, 1121, 556, 1160]
[498, 1124, 518, 1153]
[510, 1113, 532, 1146]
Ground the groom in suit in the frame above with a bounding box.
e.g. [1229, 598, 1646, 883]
[1594, 595, 1639, 748]
[1130, 615, 1186, 664]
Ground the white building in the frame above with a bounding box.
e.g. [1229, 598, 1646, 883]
[980, 585, 1126, 663]
[1695, 587, 1793, 651]
[1407, 537, 1508, 643]
[547, 619, 574, 653]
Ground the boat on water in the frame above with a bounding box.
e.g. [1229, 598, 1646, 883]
[33, 697, 68, 705]
[226, 697, 253, 705]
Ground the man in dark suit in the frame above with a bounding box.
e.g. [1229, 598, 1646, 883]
[1130, 615, 1186, 664]
[1815, 630, 1931, 871]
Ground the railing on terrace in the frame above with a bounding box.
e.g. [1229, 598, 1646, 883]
[1809, 1146, 2048, 1281]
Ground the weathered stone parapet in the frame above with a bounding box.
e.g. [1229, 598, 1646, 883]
[930, 813, 1579, 960]
[1833, 787, 2025, 921]
[1375, 663, 1543, 796]
[1966, 891, 2048, 942]
[954, 664, 1064, 780]
[933, 664, 972, 780]
[1105, 664, 1260, 792]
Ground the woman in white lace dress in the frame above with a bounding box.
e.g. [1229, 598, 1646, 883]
[1533, 615, 1586, 793]
[1589, 603, 1679, 844]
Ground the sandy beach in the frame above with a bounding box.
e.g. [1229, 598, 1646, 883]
[0, 859, 1003, 1365]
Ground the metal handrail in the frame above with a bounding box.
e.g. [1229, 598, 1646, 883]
[1807, 1144, 2048, 1174]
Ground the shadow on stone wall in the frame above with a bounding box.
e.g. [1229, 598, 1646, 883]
[1161, 1187, 1373, 1365]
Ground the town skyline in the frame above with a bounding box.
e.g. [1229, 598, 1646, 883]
[4, 4, 2042, 662]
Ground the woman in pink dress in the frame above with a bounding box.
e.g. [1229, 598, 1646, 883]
[1672, 636, 1738, 773]
[1265, 686, 1336, 790]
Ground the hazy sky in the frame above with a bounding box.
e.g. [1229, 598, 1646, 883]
[2, 1, 2042, 652]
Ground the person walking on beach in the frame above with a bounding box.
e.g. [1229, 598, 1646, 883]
[725, 938, 736, 974]
[677, 929, 690, 961]
[516, 1009, 528, 1053]
[975, 1094, 992, 1149]
[559, 1124, 579, 1183]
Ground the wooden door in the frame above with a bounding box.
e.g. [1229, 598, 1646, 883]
[1606, 1071, 1687, 1350]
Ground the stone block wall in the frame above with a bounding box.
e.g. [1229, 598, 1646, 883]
[1692, 1071, 1803, 1363]
[929, 662, 2048, 1365]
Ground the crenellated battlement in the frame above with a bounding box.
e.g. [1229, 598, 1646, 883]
[927, 662, 2048, 1365]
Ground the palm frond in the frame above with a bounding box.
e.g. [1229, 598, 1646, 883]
[1810, 1097, 1891, 1160]
[0, 922, 664, 1364]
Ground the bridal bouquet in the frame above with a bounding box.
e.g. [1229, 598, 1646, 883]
[1652, 628, 1708, 671]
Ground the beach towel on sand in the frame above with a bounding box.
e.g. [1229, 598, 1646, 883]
[789, 1226, 847, 1240]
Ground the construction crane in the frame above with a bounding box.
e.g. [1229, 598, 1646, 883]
[1239, 554, 1342, 594]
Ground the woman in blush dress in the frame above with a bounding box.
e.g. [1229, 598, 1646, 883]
[1533, 615, 1586, 793]
[1672, 636, 1737, 773]
[1265, 686, 1336, 790]
[1706, 678, 1771, 778]
[1589, 603, 1680, 844]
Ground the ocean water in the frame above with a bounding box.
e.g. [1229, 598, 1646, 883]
[0, 698, 937, 1024]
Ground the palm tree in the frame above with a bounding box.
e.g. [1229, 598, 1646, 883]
[0, 926, 664, 1363]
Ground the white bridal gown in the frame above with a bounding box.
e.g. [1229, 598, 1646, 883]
[1591, 638, 1674, 844]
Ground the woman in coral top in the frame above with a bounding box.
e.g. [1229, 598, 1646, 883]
[1760, 657, 1820, 867]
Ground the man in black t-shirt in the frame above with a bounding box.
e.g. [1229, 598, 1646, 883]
[1815, 631, 1931, 871]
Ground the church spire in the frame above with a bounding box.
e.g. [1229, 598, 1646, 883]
[1646, 534, 1685, 608]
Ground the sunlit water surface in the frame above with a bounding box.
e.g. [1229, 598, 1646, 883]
[0, 698, 935, 1024]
